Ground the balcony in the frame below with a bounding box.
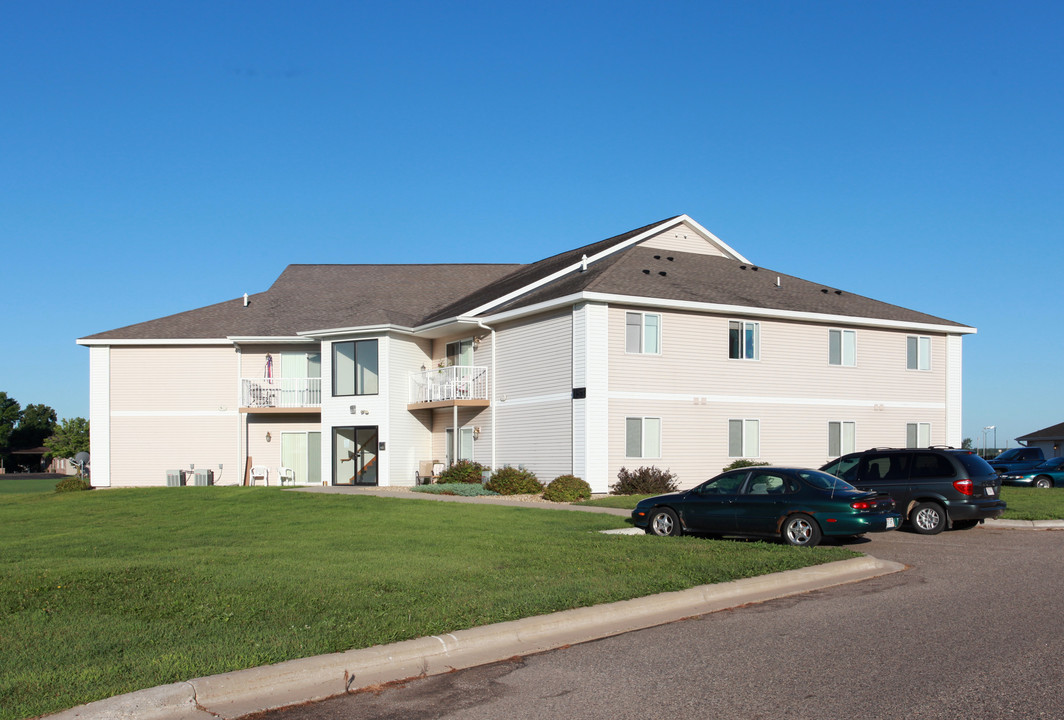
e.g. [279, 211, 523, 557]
[408, 366, 489, 410]
[240, 378, 322, 413]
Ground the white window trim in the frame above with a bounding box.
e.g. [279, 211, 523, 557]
[906, 335, 931, 371]
[728, 320, 760, 361]
[625, 416, 662, 458]
[728, 418, 760, 458]
[828, 329, 856, 367]
[906, 422, 932, 448]
[625, 312, 662, 355]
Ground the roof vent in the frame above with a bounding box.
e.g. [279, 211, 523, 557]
[653, 255, 661, 260]
[667, 256, 674, 261]
[752, 266, 759, 271]
[835, 290, 843, 295]
[579, 254, 588, 272]
[775, 276, 781, 288]
[642, 269, 651, 275]
[821, 288, 829, 294]
[243, 293, 249, 307]
[740, 265, 747, 270]
[658, 271, 667, 277]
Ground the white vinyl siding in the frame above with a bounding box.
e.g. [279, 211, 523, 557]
[829, 329, 856, 366]
[728, 419, 760, 457]
[828, 421, 856, 456]
[906, 422, 931, 447]
[625, 417, 661, 458]
[907, 336, 931, 371]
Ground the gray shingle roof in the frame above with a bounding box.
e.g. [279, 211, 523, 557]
[1017, 422, 1064, 442]
[81, 216, 969, 341]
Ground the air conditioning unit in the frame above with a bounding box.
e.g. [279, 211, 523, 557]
[193, 469, 214, 486]
[166, 470, 187, 487]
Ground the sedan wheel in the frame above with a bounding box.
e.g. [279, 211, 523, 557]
[911, 502, 946, 534]
[1034, 476, 1053, 489]
[648, 508, 681, 537]
[782, 514, 822, 547]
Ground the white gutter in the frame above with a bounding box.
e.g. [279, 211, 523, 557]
[76, 338, 234, 346]
[297, 324, 417, 339]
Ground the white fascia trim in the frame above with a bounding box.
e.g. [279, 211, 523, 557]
[76, 338, 234, 346]
[460, 215, 747, 319]
[466, 291, 975, 336]
[611, 391, 946, 410]
[227, 336, 310, 344]
[297, 324, 416, 339]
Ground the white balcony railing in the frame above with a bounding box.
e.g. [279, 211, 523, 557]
[409, 366, 489, 405]
[241, 378, 322, 408]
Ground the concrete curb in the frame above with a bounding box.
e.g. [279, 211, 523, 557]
[45, 556, 905, 720]
[984, 518, 1064, 529]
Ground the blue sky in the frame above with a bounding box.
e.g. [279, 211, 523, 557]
[2, 1, 1060, 449]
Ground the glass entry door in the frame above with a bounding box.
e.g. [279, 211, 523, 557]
[333, 426, 378, 486]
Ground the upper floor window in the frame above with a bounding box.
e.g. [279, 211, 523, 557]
[728, 321, 759, 360]
[625, 417, 661, 458]
[446, 339, 474, 366]
[829, 329, 855, 366]
[907, 336, 930, 370]
[626, 312, 661, 354]
[333, 339, 378, 396]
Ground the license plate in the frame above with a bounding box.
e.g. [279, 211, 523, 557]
[886, 517, 897, 528]
[986, 487, 996, 496]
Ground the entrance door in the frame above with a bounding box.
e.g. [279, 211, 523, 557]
[333, 426, 379, 486]
[281, 431, 322, 484]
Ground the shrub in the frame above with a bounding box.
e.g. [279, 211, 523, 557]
[610, 466, 678, 495]
[721, 459, 770, 472]
[437, 459, 487, 484]
[543, 475, 592, 503]
[412, 483, 498, 497]
[54, 477, 92, 493]
[485, 465, 543, 495]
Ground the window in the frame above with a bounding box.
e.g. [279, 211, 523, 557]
[625, 312, 661, 354]
[333, 339, 379, 396]
[728, 419, 760, 457]
[728, 321, 759, 360]
[446, 339, 473, 366]
[625, 417, 661, 458]
[445, 427, 475, 465]
[829, 329, 856, 366]
[280, 431, 322, 484]
[828, 421, 856, 457]
[907, 336, 930, 370]
[906, 422, 931, 448]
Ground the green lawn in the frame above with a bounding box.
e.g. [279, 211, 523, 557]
[1000, 486, 1064, 520]
[0, 487, 856, 720]
[0, 476, 62, 494]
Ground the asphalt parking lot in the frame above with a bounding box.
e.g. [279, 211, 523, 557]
[256, 525, 1064, 720]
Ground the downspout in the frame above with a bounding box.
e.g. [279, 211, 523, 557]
[475, 320, 497, 470]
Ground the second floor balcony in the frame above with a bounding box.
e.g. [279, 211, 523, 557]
[408, 366, 489, 410]
[241, 378, 322, 413]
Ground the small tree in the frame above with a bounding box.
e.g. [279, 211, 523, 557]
[44, 417, 90, 471]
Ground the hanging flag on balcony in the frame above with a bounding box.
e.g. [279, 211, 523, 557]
[264, 354, 273, 383]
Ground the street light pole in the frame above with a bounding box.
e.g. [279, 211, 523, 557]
[983, 425, 996, 458]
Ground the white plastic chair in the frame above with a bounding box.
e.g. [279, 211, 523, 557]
[278, 466, 296, 486]
[250, 465, 269, 486]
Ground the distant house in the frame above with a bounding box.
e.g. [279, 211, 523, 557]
[77, 215, 975, 492]
[1016, 422, 1064, 459]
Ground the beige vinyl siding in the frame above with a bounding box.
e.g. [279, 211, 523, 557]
[490, 310, 573, 480]
[389, 334, 434, 485]
[638, 220, 728, 257]
[111, 346, 238, 411]
[606, 307, 953, 489]
[109, 415, 237, 487]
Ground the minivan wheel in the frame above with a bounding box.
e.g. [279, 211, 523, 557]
[911, 502, 946, 535]
[1033, 476, 1053, 489]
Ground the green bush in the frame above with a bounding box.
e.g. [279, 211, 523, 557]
[721, 459, 770, 472]
[54, 477, 92, 493]
[543, 475, 592, 503]
[485, 466, 544, 495]
[610, 466, 678, 495]
[412, 483, 498, 497]
[437, 459, 487, 484]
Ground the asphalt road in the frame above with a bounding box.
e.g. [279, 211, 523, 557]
[250, 526, 1064, 720]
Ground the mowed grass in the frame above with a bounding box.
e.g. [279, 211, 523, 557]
[1000, 486, 1064, 520]
[1, 487, 855, 719]
[0, 476, 62, 494]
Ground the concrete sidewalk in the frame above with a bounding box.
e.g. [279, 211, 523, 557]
[45, 555, 905, 720]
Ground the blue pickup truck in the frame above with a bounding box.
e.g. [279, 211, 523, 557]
[988, 447, 1045, 476]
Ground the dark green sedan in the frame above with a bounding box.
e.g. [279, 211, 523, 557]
[632, 467, 901, 547]
[1000, 457, 1064, 488]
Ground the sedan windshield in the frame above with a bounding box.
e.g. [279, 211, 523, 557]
[1034, 457, 1064, 471]
[797, 469, 859, 492]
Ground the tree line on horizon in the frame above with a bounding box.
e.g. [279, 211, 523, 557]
[0, 391, 89, 473]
